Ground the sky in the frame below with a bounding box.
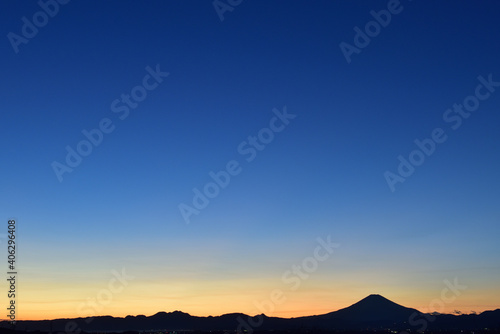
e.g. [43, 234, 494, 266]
[1, 0, 500, 322]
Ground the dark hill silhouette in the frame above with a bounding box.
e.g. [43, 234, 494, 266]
[287, 294, 420, 330]
[327, 294, 418, 321]
[1, 295, 498, 332]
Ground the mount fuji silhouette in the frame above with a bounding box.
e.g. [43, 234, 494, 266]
[327, 294, 418, 321]
[2, 294, 499, 332]
[288, 294, 420, 330]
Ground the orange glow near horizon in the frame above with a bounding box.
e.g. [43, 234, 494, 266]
[8, 283, 500, 321]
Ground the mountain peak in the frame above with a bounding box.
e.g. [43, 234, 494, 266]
[360, 294, 394, 304]
[351, 294, 409, 309]
[366, 293, 385, 299]
[326, 294, 417, 323]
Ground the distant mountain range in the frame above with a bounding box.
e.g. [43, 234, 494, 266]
[2, 294, 499, 332]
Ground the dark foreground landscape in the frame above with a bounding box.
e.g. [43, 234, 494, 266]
[1, 295, 499, 333]
[2, 330, 500, 334]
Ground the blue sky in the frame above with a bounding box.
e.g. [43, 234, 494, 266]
[1, 0, 500, 320]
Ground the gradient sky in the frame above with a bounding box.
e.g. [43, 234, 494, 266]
[1, 0, 500, 321]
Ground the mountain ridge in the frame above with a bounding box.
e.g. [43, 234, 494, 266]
[2, 295, 499, 332]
